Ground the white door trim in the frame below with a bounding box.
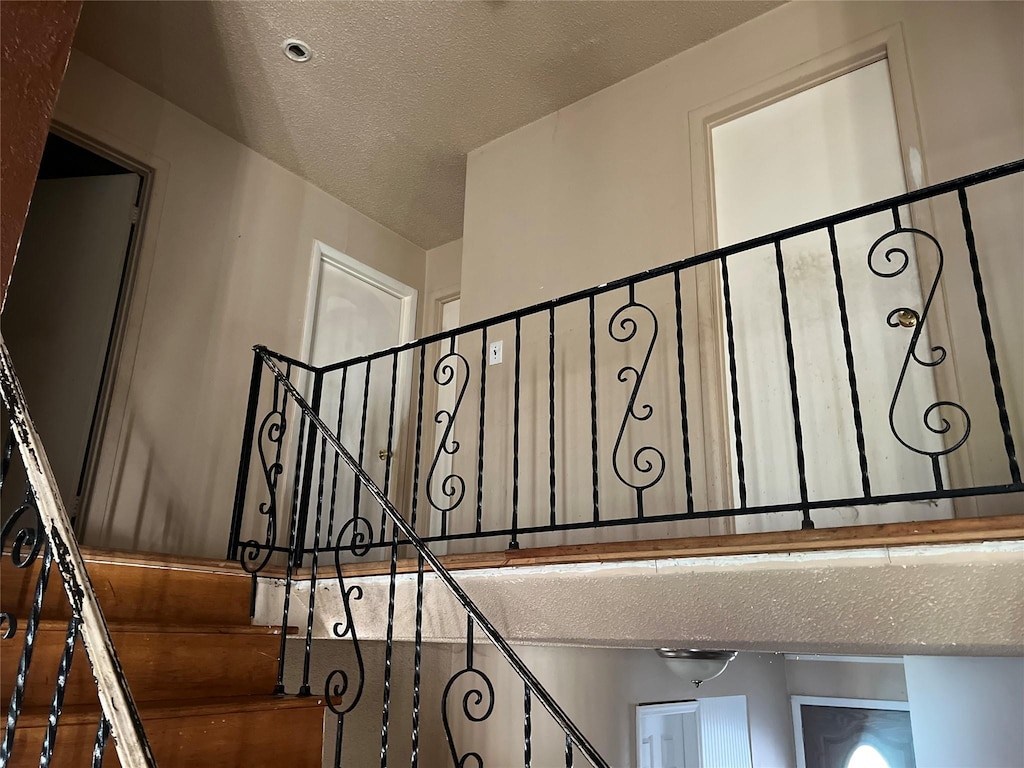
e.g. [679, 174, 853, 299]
[302, 240, 418, 367]
[299, 240, 419, 523]
[791, 695, 911, 768]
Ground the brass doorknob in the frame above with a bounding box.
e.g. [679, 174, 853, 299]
[379, 449, 392, 461]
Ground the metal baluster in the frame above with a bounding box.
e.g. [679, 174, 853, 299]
[327, 367, 349, 549]
[294, 371, 324, 568]
[672, 270, 694, 514]
[275, 403, 307, 694]
[2, 544, 52, 762]
[565, 734, 574, 768]
[588, 296, 600, 523]
[379, 531, 399, 767]
[524, 685, 532, 768]
[410, 348, 427, 532]
[828, 225, 872, 498]
[299, 422, 330, 696]
[510, 317, 522, 549]
[476, 329, 487, 534]
[91, 714, 111, 768]
[720, 258, 747, 507]
[774, 241, 812, 528]
[548, 306, 556, 528]
[410, 553, 424, 768]
[334, 716, 345, 768]
[380, 353, 400, 543]
[958, 188, 1021, 485]
[228, 348, 264, 560]
[353, 360, 372, 520]
[40, 616, 81, 766]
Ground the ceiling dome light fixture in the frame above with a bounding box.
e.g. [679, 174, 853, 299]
[656, 649, 738, 688]
[283, 38, 312, 63]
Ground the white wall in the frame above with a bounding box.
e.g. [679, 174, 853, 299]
[52, 51, 426, 558]
[459, 1, 1024, 534]
[904, 656, 1024, 768]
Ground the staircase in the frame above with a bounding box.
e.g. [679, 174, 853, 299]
[1, 548, 324, 767]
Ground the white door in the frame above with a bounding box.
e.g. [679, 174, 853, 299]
[302, 241, 417, 551]
[639, 704, 699, 768]
[710, 59, 953, 532]
[3, 174, 139, 516]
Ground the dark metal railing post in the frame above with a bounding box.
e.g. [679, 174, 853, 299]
[227, 347, 264, 560]
[548, 306, 557, 527]
[293, 370, 324, 568]
[672, 270, 694, 514]
[774, 241, 812, 529]
[476, 329, 488, 534]
[720, 257, 747, 509]
[958, 187, 1021, 486]
[510, 317, 522, 550]
[828, 225, 872, 499]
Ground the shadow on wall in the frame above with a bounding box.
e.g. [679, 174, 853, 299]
[69, 1, 324, 557]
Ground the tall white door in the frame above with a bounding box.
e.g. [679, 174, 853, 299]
[710, 59, 953, 532]
[3, 174, 139, 516]
[303, 242, 417, 551]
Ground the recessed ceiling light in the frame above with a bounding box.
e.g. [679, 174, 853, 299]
[283, 39, 312, 63]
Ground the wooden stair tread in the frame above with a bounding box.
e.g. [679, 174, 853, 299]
[21, 619, 294, 635]
[17, 694, 327, 728]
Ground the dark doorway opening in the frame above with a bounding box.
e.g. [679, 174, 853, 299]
[2, 130, 147, 532]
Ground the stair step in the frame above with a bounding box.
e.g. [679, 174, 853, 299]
[1, 621, 292, 708]
[1, 548, 255, 627]
[9, 695, 325, 768]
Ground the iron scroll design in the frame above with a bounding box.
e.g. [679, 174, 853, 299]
[324, 515, 372, 763]
[609, 287, 666, 517]
[426, 348, 470, 515]
[1, 431, 45, 640]
[868, 225, 970, 484]
[239, 377, 287, 574]
[442, 618, 495, 768]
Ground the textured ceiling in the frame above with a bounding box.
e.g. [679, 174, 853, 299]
[73, 1, 781, 249]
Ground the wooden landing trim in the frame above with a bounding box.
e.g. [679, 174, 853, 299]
[39, 515, 1020, 582]
[19, 695, 326, 727]
[71, 546, 252, 576]
[277, 514, 1024, 580]
[18, 620, 293, 636]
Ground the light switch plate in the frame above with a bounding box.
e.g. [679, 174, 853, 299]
[488, 340, 503, 365]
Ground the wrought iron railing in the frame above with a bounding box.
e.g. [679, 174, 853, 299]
[0, 339, 156, 767]
[249, 348, 608, 767]
[227, 160, 1022, 766]
[229, 159, 1023, 567]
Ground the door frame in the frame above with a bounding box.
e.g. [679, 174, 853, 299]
[300, 240, 419, 525]
[43, 122, 154, 535]
[301, 239, 418, 369]
[791, 695, 912, 768]
[686, 24, 973, 530]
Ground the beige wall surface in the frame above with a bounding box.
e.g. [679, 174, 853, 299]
[440, 646, 794, 768]
[456, 1, 1024, 542]
[54, 52, 426, 558]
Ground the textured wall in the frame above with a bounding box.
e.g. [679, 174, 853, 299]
[52, 53, 426, 558]
[256, 540, 1024, 657]
[0, 0, 81, 309]
[459, 1, 1024, 530]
